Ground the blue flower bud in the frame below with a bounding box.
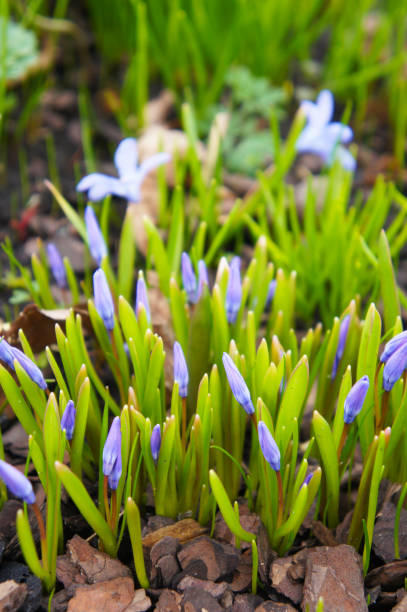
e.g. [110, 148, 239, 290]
[181, 252, 197, 303]
[225, 257, 242, 323]
[343, 375, 369, 423]
[383, 342, 407, 391]
[46, 243, 67, 289]
[61, 400, 76, 440]
[85, 205, 107, 265]
[222, 352, 254, 415]
[174, 341, 189, 398]
[258, 421, 280, 471]
[196, 260, 209, 300]
[0, 337, 16, 370]
[135, 273, 151, 323]
[103, 417, 122, 489]
[150, 424, 161, 462]
[301, 473, 313, 489]
[331, 315, 350, 379]
[265, 279, 277, 309]
[380, 330, 407, 363]
[0, 459, 35, 504]
[10, 346, 47, 390]
[93, 268, 115, 331]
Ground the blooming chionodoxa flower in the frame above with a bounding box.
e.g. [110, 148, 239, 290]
[0, 459, 35, 504]
[103, 417, 122, 490]
[173, 341, 189, 398]
[225, 257, 242, 323]
[331, 315, 351, 379]
[85, 205, 107, 265]
[76, 138, 171, 203]
[46, 243, 67, 289]
[61, 400, 76, 440]
[258, 421, 280, 471]
[296, 90, 356, 171]
[222, 352, 254, 415]
[181, 252, 209, 304]
[93, 268, 115, 331]
[150, 424, 161, 462]
[343, 375, 369, 424]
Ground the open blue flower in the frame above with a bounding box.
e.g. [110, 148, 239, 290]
[77, 138, 171, 203]
[296, 90, 356, 171]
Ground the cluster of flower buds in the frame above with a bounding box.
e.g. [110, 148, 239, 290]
[380, 331, 407, 391]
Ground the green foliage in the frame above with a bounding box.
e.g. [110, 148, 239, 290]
[0, 18, 39, 80]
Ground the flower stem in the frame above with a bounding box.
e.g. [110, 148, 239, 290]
[182, 396, 187, 450]
[276, 470, 284, 529]
[32, 501, 48, 572]
[103, 475, 110, 524]
[337, 423, 350, 461]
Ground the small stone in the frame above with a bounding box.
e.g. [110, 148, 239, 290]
[229, 550, 252, 593]
[67, 535, 132, 583]
[182, 587, 223, 612]
[220, 589, 234, 609]
[56, 554, 86, 588]
[150, 536, 179, 565]
[67, 577, 134, 612]
[232, 593, 264, 612]
[155, 589, 182, 612]
[124, 588, 151, 611]
[0, 580, 27, 611]
[142, 518, 207, 548]
[393, 594, 407, 611]
[156, 554, 180, 587]
[365, 560, 407, 591]
[255, 602, 297, 612]
[270, 549, 307, 605]
[177, 575, 229, 599]
[302, 545, 367, 612]
[178, 536, 239, 581]
[373, 502, 407, 562]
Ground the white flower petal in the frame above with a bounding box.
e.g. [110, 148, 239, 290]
[138, 152, 171, 182]
[316, 90, 334, 125]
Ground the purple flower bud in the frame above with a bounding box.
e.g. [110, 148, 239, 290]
[174, 341, 189, 397]
[196, 260, 209, 300]
[222, 352, 254, 415]
[93, 269, 115, 331]
[181, 252, 197, 303]
[0, 338, 16, 370]
[331, 315, 350, 379]
[380, 331, 407, 363]
[225, 257, 242, 323]
[103, 417, 122, 489]
[46, 243, 67, 289]
[0, 459, 35, 504]
[10, 346, 47, 390]
[258, 421, 280, 471]
[61, 400, 76, 440]
[150, 424, 161, 462]
[343, 375, 369, 423]
[85, 206, 107, 265]
[383, 342, 407, 391]
[135, 274, 151, 323]
[108, 453, 122, 490]
[265, 279, 277, 309]
[301, 473, 313, 489]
